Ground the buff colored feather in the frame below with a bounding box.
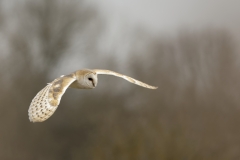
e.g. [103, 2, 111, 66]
[28, 69, 157, 122]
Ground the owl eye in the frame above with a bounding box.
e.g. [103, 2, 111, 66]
[88, 78, 93, 81]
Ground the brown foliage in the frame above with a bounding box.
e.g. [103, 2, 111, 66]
[0, 1, 240, 159]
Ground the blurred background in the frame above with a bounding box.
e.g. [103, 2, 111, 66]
[1, 0, 240, 159]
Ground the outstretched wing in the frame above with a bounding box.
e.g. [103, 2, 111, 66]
[28, 74, 76, 122]
[93, 69, 157, 89]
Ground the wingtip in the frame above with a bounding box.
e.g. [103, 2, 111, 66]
[29, 118, 42, 123]
[29, 115, 41, 123]
[29, 118, 34, 123]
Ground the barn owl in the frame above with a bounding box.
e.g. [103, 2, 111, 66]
[28, 69, 157, 122]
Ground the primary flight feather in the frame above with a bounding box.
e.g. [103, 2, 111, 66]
[28, 69, 157, 122]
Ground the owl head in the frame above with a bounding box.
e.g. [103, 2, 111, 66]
[70, 70, 98, 89]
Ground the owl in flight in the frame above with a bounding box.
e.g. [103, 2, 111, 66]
[28, 69, 157, 122]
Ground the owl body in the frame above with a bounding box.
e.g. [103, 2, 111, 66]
[28, 69, 157, 122]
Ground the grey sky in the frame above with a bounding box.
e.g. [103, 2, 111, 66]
[88, 0, 240, 39]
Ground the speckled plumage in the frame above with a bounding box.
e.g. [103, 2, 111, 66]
[28, 69, 157, 122]
[28, 84, 56, 122]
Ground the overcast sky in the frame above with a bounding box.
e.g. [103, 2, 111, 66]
[88, 0, 240, 41]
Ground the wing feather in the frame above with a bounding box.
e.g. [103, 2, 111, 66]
[93, 69, 157, 89]
[28, 74, 76, 122]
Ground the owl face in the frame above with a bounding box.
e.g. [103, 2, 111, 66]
[74, 70, 97, 89]
[84, 72, 98, 89]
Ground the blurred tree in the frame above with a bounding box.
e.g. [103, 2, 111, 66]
[0, 0, 103, 159]
[86, 30, 240, 160]
[1, 0, 240, 159]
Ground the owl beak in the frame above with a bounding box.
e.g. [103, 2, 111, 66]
[92, 81, 96, 87]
